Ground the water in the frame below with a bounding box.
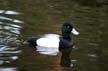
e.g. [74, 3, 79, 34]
[0, 0, 108, 71]
[0, 9, 23, 70]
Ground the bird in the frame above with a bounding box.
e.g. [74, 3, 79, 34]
[27, 22, 79, 67]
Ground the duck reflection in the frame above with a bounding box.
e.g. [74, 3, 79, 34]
[59, 44, 73, 67]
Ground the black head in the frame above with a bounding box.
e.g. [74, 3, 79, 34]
[61, 22, 73, 34]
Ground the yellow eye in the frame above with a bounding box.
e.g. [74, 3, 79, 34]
[67, 26, 70, 28]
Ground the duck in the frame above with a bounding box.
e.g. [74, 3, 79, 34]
[27, 22, 79, 67]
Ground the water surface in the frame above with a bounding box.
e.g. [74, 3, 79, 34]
[0, 0, 108, 71]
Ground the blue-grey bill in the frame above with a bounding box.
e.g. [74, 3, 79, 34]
[71, 28, 80, 35]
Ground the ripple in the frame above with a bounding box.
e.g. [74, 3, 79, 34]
[87, 54, 97, 58]
[0, 67, 17, 71]
[9, 24, 21, 28]
[0, 16, 24, 23]
[0, 10, 23, 65]
[0, 10, 20, 15]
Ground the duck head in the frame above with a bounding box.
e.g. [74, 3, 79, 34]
[61, 22, 79, 41]
[61, 22, 79, 35]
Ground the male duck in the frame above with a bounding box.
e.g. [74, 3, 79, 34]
[27, 22, 79, 67]
[27, 22, 79, 55]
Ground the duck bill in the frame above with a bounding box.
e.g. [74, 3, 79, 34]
[71, 28, 80, 35]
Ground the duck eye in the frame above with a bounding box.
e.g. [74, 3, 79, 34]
[67, 26, 70, 28]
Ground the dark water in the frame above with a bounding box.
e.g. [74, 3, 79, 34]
[0, 0, 108, 71]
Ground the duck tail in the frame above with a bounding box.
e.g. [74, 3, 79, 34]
[27, 37, 37, 50]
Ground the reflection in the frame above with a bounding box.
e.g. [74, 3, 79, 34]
[36, 46, 58, 56]
[0, 22, 4, 24]
[0, 67, 17, 71]
[87, 54, 97, 58]
[35, 44, 75, 67]
[0, 50, 21, 54]
[0, 16, 24, 23]
[0, 10, 23, 66]
[28, 39, 75, 67]
[59, 46, 72, 67]
[29, 41, 74, 67]
[87, 54, 97, 61]
[0, 10, 20, 15]
[9, 24, 21, 28]
[2, 26, 20, 34]
[70, 59, 78, 67]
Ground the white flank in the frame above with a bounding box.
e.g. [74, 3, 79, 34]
[37, 34, 60, 48]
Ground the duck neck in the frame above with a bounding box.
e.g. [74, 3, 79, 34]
[62, 33, 71, 41]
[60, 45, 72, 67]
